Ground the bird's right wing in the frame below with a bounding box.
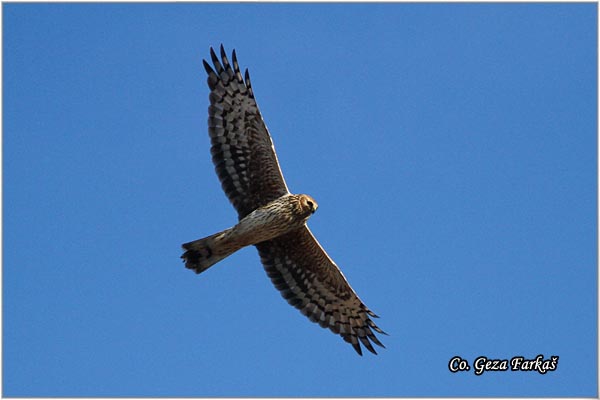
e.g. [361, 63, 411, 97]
[203, 45, 290, 219]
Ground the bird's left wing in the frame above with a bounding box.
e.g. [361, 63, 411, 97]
[255, 226, 386, 355]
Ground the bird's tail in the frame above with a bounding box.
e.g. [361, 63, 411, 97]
[181, 228, 238, 274]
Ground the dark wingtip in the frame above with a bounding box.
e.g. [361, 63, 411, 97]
[220, 44, 232, 73]
[368, 330, 386, 349]
[209, 46, 224, 73]
[202, 59, 214, 75]
[367, 319, 388, 336]
[352, 341, 363, 356]
[244, 68, 254, 96]
[209, 46, 218, 63]
[360, 336, 377, 355]
[231, 49, 244, 83]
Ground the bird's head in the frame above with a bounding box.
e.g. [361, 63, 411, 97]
[298, 194, 318, 216]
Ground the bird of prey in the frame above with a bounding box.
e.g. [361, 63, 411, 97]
[182, 45, 386, 355]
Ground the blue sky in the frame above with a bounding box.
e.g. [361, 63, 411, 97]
[3, 2, 597, 397]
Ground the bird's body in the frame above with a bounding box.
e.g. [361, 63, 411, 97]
[182, 45, 385, 355]
[183, 194, 317, 273]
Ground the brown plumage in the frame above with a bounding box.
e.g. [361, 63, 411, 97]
[181, 45, 386, 356]
[182, 194, 316, 273]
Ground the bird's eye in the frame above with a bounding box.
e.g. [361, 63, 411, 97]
[306, 200, 313, 209]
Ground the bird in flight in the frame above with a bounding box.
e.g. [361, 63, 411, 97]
[182, 45, 386, 355]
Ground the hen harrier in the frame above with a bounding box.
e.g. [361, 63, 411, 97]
[182, 45, 385, 355]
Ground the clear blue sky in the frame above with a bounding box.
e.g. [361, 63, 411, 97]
[3, 2, 597, 397]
